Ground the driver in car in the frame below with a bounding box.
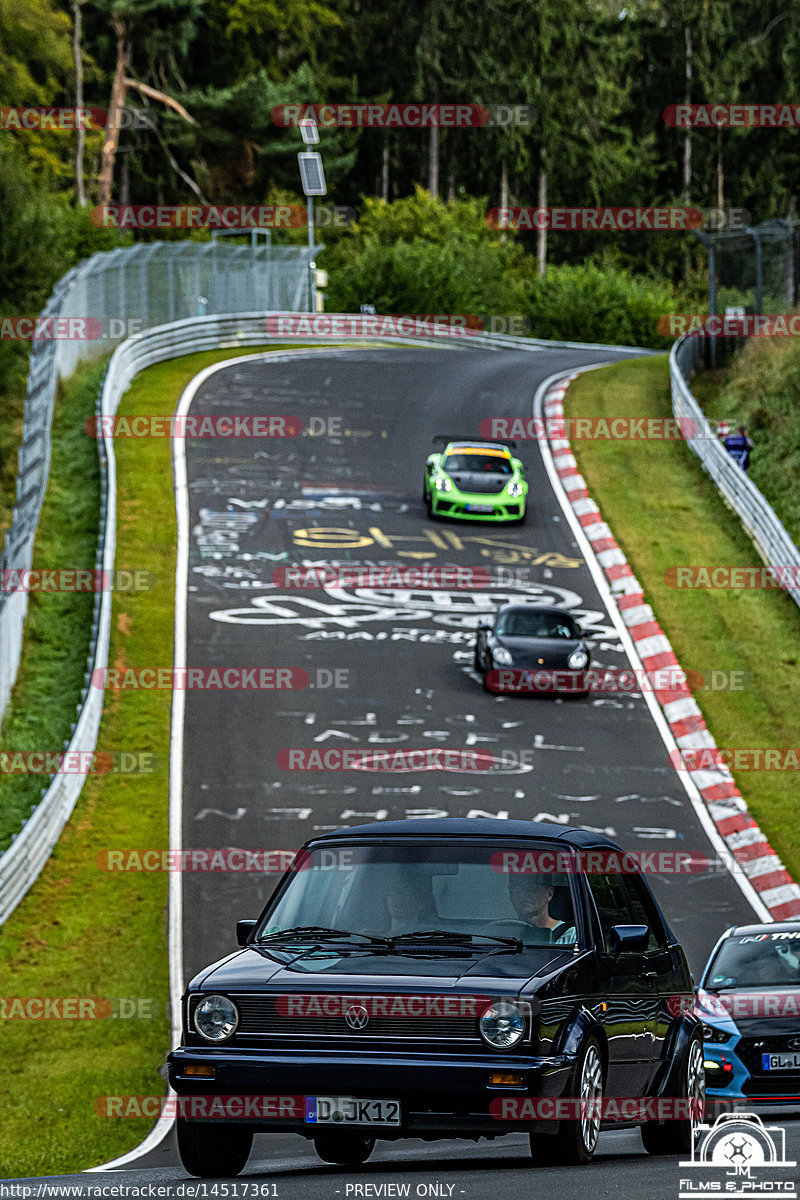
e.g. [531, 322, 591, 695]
[509, 873, 577, 944]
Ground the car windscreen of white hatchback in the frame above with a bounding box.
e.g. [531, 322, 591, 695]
[260, 843, 578, 947]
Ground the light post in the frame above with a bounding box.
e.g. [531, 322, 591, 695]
[298, 117, 326, 312]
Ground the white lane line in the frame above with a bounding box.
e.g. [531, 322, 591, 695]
[90, 347, 370, 1170]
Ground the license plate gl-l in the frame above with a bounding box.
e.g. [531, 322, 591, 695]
[762, 1051, 800, 1070]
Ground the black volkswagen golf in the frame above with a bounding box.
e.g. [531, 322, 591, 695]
[168, 818, 703, 1177]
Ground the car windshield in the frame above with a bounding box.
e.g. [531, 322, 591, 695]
[495, 611, 579, 639]
[260, 843, 578, 947]
[444, 453, 512, 474]
[706, 934, 800, 989]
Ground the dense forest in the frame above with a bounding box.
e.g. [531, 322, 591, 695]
[2, 0, 800, 348]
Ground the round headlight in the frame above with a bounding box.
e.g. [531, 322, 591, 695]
[479, 1001, 526, 1051]
[194, 994, 239, 1042]
[493, 645, 513, 666]
[567, 647, 589, 670]
[507, 481, 524, 497]
[435, 476, 453, 492]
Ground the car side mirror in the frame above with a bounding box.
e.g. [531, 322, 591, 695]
[608, 924, 649, 956]
[236, 919, 257, 947]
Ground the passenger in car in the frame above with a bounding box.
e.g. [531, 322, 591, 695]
[508, 873, 578, 944]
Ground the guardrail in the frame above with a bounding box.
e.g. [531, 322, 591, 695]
[0, 313, 651, 925]
[670, 334, 800, 609]
[0, 242, 316, 722]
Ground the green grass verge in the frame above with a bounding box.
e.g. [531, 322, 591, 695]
[0, 344, 291, 1179]
[0, 360, 103, 851]
[567, 356, 800, 887]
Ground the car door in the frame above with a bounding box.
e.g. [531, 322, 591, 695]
[618, 872, 684, 1088]
[585, 872, 657, 1096]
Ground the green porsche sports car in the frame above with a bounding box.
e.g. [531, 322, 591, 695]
[423, 437, 528, 522]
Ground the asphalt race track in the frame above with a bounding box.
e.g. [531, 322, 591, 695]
[14, 343, 789, 1194]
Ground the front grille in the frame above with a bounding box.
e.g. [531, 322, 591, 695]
[453, 479, 508, 495]
[737, 1036, 800, 1075]
[192, 994, 484, 1044]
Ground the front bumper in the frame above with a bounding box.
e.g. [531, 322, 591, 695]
[167, 1046, 572, 1135]
[704, 1043, 800, 1104]
[430, 491, 525, 521]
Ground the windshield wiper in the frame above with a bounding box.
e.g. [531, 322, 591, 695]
[257, 926, 389, 946]
[388, 929, 522, 951]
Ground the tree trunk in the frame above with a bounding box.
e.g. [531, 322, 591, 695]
[428, 124, 439, 199]
[537, 169, 547, 277]
[72, 0, 86, 206]
[381, 136, 389, 202]
[97, 14, 131, 207]
[683, 25, 692, 283]
[500, 156, 508, 213]
[716, 126, 724, 212]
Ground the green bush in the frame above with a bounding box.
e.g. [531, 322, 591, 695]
[322, 187, 530, 316]
[525, 262, 678, 348]
[708, 337, 800, 544]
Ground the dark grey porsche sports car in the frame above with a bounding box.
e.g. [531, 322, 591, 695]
[473, 603, 591, 693]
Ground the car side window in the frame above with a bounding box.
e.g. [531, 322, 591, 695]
[619, 874, 664, 951]
[586, 874, 633, 953]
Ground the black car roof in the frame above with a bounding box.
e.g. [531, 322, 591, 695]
[308, 816, 621, 851]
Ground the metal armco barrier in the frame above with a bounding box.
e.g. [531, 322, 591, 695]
[670, 334, 800, 610]
[0, 242, 316, 723]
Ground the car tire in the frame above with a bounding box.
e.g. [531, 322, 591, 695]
[641, 1033, 704, 1156]
[176, 1118, 253, 1178]
[529, 1037, 604, 1166]
[314, 1133, 375, 1165]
